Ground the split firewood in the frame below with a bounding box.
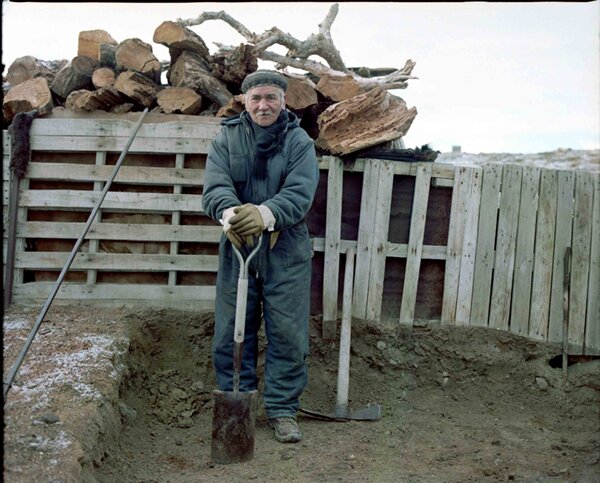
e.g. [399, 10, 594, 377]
[316, 86, 417, 155]
[153, 21, 211, 60]
[156, 87, 203, 114]
[114, 71, 162, 108]
[50, 56, 100, 99]
[65, 87, 125, 112]
[116, 38, 162, 84]
[169, 51, 232, 107]
[99, 43, 118, 68]
[177, 3, 417, 91]
[78, 29, 118, 61]
[210, 43, 258, 87]
[216, 94, 245, 117]
[3, 77, 54, 121]
[92, 67, 116, 89]
[315, 73, 364, 102]
[282, 73, 318, 110]
[6, 56, 68, 87]
[110, 103, 135, 114]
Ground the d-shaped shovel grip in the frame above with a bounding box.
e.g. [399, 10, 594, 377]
[231, 233, 263, 344]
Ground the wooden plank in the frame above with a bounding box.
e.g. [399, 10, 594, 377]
[510, 166, 541, 336]
[19, 190, 203, 213]
[548, 171, 575, 343]
[399, 163, 432, 325]
[529, 169, 558, 341]
[87, 151, 106, 285]
[455, 166, 483, 325]
[25, 162, 205, 186]
[391, 161, 456, 180]
[385, 243, 447, 260]
[322, 156, 344, 338]
[569, 171, 594, 353]
[169, 153, 186, 286]
[16, 252, 219, 272]
[312, 238, 358, 254]
[366, 159, 394, 321]
[14, 178, 29, 287]
[586, 173, 600, 354]
[441, 166, 471, 324]
[353, 159, 378, 319]
[470, 164, 502, 326]
[489, 165, 522, 331]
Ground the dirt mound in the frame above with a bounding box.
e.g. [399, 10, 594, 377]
[3, 305, 599, 482]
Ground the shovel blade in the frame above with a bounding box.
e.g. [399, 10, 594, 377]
[211, 389, 257, 464]
[350, 403, 381, 421]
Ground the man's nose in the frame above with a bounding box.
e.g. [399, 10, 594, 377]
[258, 99, 269, 109]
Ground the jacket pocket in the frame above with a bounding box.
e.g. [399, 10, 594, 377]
[229, 154, 248, 183]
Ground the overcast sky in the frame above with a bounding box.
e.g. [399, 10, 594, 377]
[2, 1, 599, 154]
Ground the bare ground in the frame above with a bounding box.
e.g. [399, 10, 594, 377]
[3, 304, 599, 482]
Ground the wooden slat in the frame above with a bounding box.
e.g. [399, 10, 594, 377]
[366, 159, 394, 321]
[19, 190, 203, 213]
[586, 173, 600, 354]
[489, 165, 522, 331]
[528, 169, 558, 340]
[169, 153, 186, 286]
[548, 171, 575, 343]
[441, 166, 471, 324]
[87, 151, 106, 285]
[25, 162, 205, 186]
[322, 156, 344, 337]
[16, 252, 219, 272]
[353, 159, 378, 319]
[399, 163, 432, 325]
[455, 166, 483, 325]
[17, 221, 222, 243]
[470, 164, 502, 326]
[385, 243, 447, 260]
[569, 171, 594, 353]
[510, 166, 541, 336]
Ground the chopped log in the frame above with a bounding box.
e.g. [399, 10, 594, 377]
[78, 29, 118, 60]
[3, 77, 54, 121]
[7, 56, 68, 87]
[92, 67, 116, 89]
[65, 87, 125, 112]
[99, 43, 118, 68]
[315, 73, 364, 102]
[50, 56, 100, 99]
[114, 70, 162, 108]
[216, 94, 245, 117]
[210, 43, 258, 88]
[153, 21, 210, 59]
[116, 38, 162, 84]
[110, 103, 135, 114]
[316, 86, 417, 155]
[156, 87, 203, 114]
[169, 51, 232, 107]
[283, 74, 318, 110]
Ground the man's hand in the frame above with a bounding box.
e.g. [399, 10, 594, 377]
[229, 203, 265, 236]
[225, 227, 244, 250]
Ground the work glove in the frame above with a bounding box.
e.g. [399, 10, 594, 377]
[225, 225, 244, 251]
[229, 203, 265, 236]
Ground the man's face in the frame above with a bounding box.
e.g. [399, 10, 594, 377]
[245, 85, 285, 127]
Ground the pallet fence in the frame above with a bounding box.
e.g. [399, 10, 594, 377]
[3, 115, 599, 354]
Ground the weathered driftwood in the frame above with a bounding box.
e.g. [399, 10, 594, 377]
[156, 87, 203, 114]
[92, 67, 116, 89]
[65, 87, 125, 112]
[114, 71, 162, 108]
[78, 29, 118, 60]
[177, 3, 417, 91]
[3, 77, 54, 121]
[216, 94, 245, 117]
[210, 43, 258, 88]
[169, 51, 232, 107]
[6, 56, 68, 87]
[153, 21, 211, 60]
[316, 86, 417, 155]
[116, 38, 162, 83]
[50, 56, 99, 99]
[315, 73, 363, 102]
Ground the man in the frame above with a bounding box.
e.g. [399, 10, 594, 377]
[202, 70, 320, 443]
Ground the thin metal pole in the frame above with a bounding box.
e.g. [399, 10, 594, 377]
[3, 108, 149, 403]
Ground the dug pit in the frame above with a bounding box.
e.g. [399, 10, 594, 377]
[3, 305, 599, 482]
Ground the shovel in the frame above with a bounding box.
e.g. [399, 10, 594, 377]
[211, 233, 262, 464]
[299, 247, 381, 422]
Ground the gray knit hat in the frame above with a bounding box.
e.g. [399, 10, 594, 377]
[241, 70, 288, 93]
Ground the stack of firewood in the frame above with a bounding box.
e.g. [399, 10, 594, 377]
[2, 4, 418, 155]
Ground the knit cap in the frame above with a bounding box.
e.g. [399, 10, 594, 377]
[241, 70, 288, 93]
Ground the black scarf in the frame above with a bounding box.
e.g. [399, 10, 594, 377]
[244, 110, 289, 180]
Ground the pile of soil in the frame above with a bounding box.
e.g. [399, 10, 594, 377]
[3, 304, 599, 482]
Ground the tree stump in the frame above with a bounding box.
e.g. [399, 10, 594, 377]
[114, 71, 162, 108]
[92, 67, 117, 89]
[3, 77, 54, 121]
[210, 44, 258, 89]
